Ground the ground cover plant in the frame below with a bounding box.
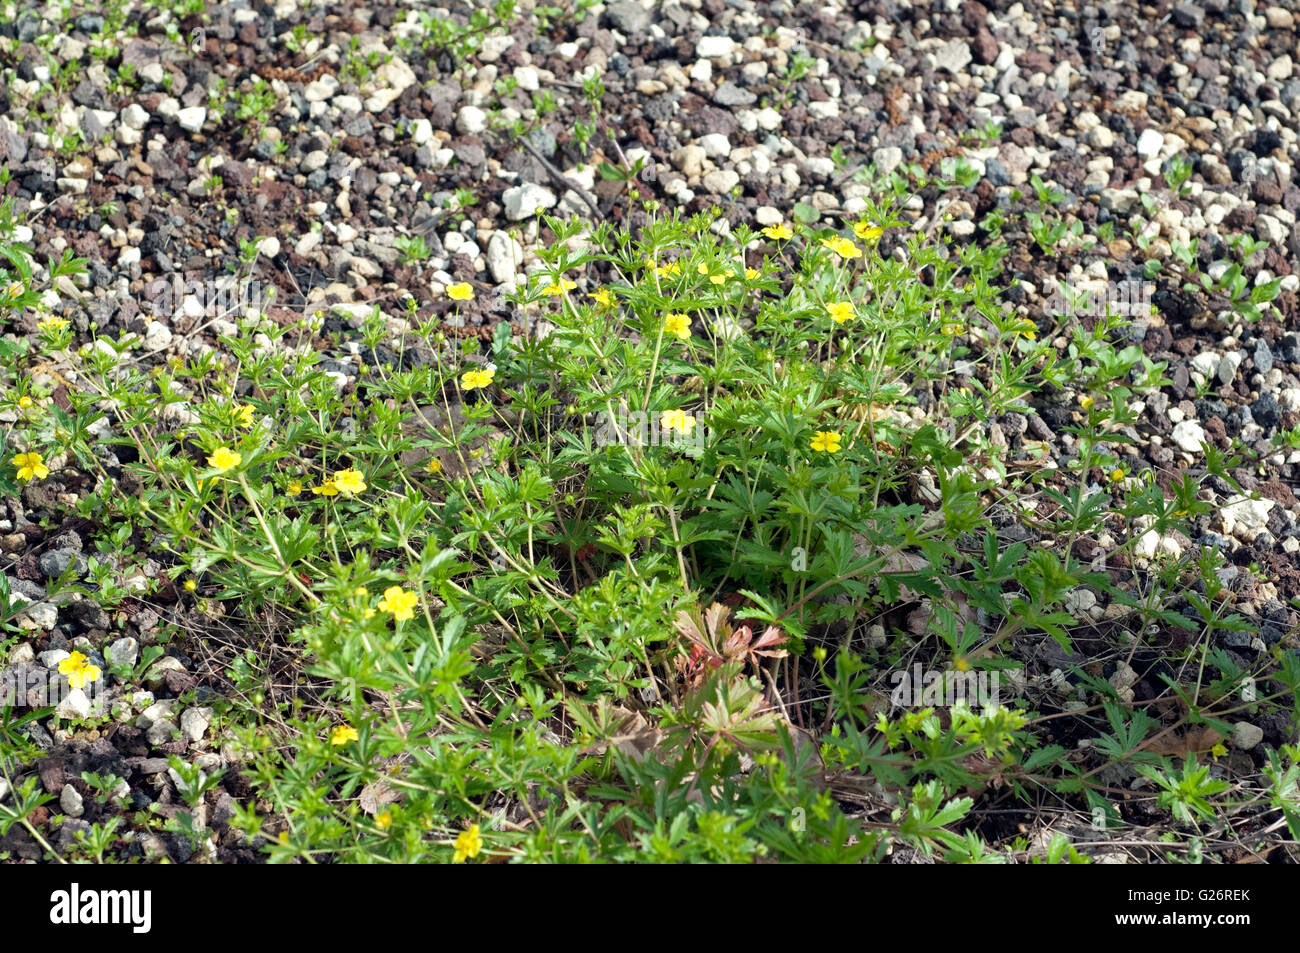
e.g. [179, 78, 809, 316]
[0, 0, 1297, 865]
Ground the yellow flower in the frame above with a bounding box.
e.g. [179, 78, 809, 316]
[826, 301, 854, 324]
[287, 480, 303, 495]
[853, 222, 884, 244]
[234, 403, 256, 427]
[1011, 319, 1037, 340]
[655, 261, 682, 278]
[762, 223, 793, 241]
[376, 811, 392, 830]
[330, 724, 359, 746]
[4, 281, 22, 298]
[17, 395, 33, 409]
[38, 316, 70, 333]
[1110, 468, 1125, 483]
[660, 408, 697, 434]
[1079, 395, 1094, 411]
[278, 831, 290, 845]
[427, 457, 443, 475]
[312, 479, 339, 497]
[541, 278, 577, 296]
[207, 447, 241, 473]
[58, 652, 102, 691]
[708, 272, 727, 286]
[377, 585, 418, 622]
[184, 579, 197, 592]
[955, 657, 970, 673]
[447, 282, 475, 301]
[12, 451, 49, 482]
[460, 367, 495, 391]
[1210, 742, 1228, 760]
[744, 267, 760, 281]
[940, 323, 965, 336]
[810, 430, 843, 453]
[452, 823, 483, 863]
[331, 467, 367, 496]
[590, 288, 614, 308]
[663, 313, 691, 340]
[819, 236, 862, 260]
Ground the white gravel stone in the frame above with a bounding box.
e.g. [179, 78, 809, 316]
[702, 169, 740, 194]
[1231, 721, 1264, 750]
[295, 232, 322, 257]
[144, 321, 172, 350]
[697, 133, 731, 159]
[60, 784, 84, 818]
[487, 231, 523, 284]
[671, 144, 707, 177]
[934, 39, 972, 73]
[1136, 128, 1164, 159]
[1171, 420, 1207, 453]
[502, 183, 557, 220]
[107, 637, 138, 668]
[1219, 495, 1275, 541]
[1256, 213, 1287, 245]
[755, 206, 783, 226]
[1190, 352, 1221, 377]
[181, 706, 214, 743]
[409, 118, 433, 145]
[873, 146, 903, 175]
[301, 150, 329, 173]
[1086, 126, 1114, 149]
[258, 236, 281, 258]
[304, 76, 339, 102]
[513, 66, 540, 92]
[121, 103, 149, 130]
[22, 603, 59, 630]
[456, 105, 488, 135]
[696, 35, 735, 58]
[56, 688, 91, 721]
[176, 106, 206, 133]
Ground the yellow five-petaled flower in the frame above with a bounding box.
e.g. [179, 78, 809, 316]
[330, 724, 359, 746]
[820, 237, 862, 260]
[811, 430, 843, 453]
[12, 451, 49, 482]
[58, 651, 102, 691]
[590, 288, 614, 308]
[853, 222, 884, 245]
[460, 367, 495, 391]
[452, 823, 483, 863]
[331, 467, 367, 496]
[663, 313, 691, 340]
[541, 278, 577, 296]
[660, 408, 697, 434]
[37, 316, 70, 333]
[762, 223, 793, 241]
[447, 282, 475, 301]
[207, 447, 241, 473]
[826, 301, 854, 324]
[234, 403, 256, 428]
[377, 585, 419, 622]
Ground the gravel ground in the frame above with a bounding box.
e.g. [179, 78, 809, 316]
[1, 0, 1299, 861]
